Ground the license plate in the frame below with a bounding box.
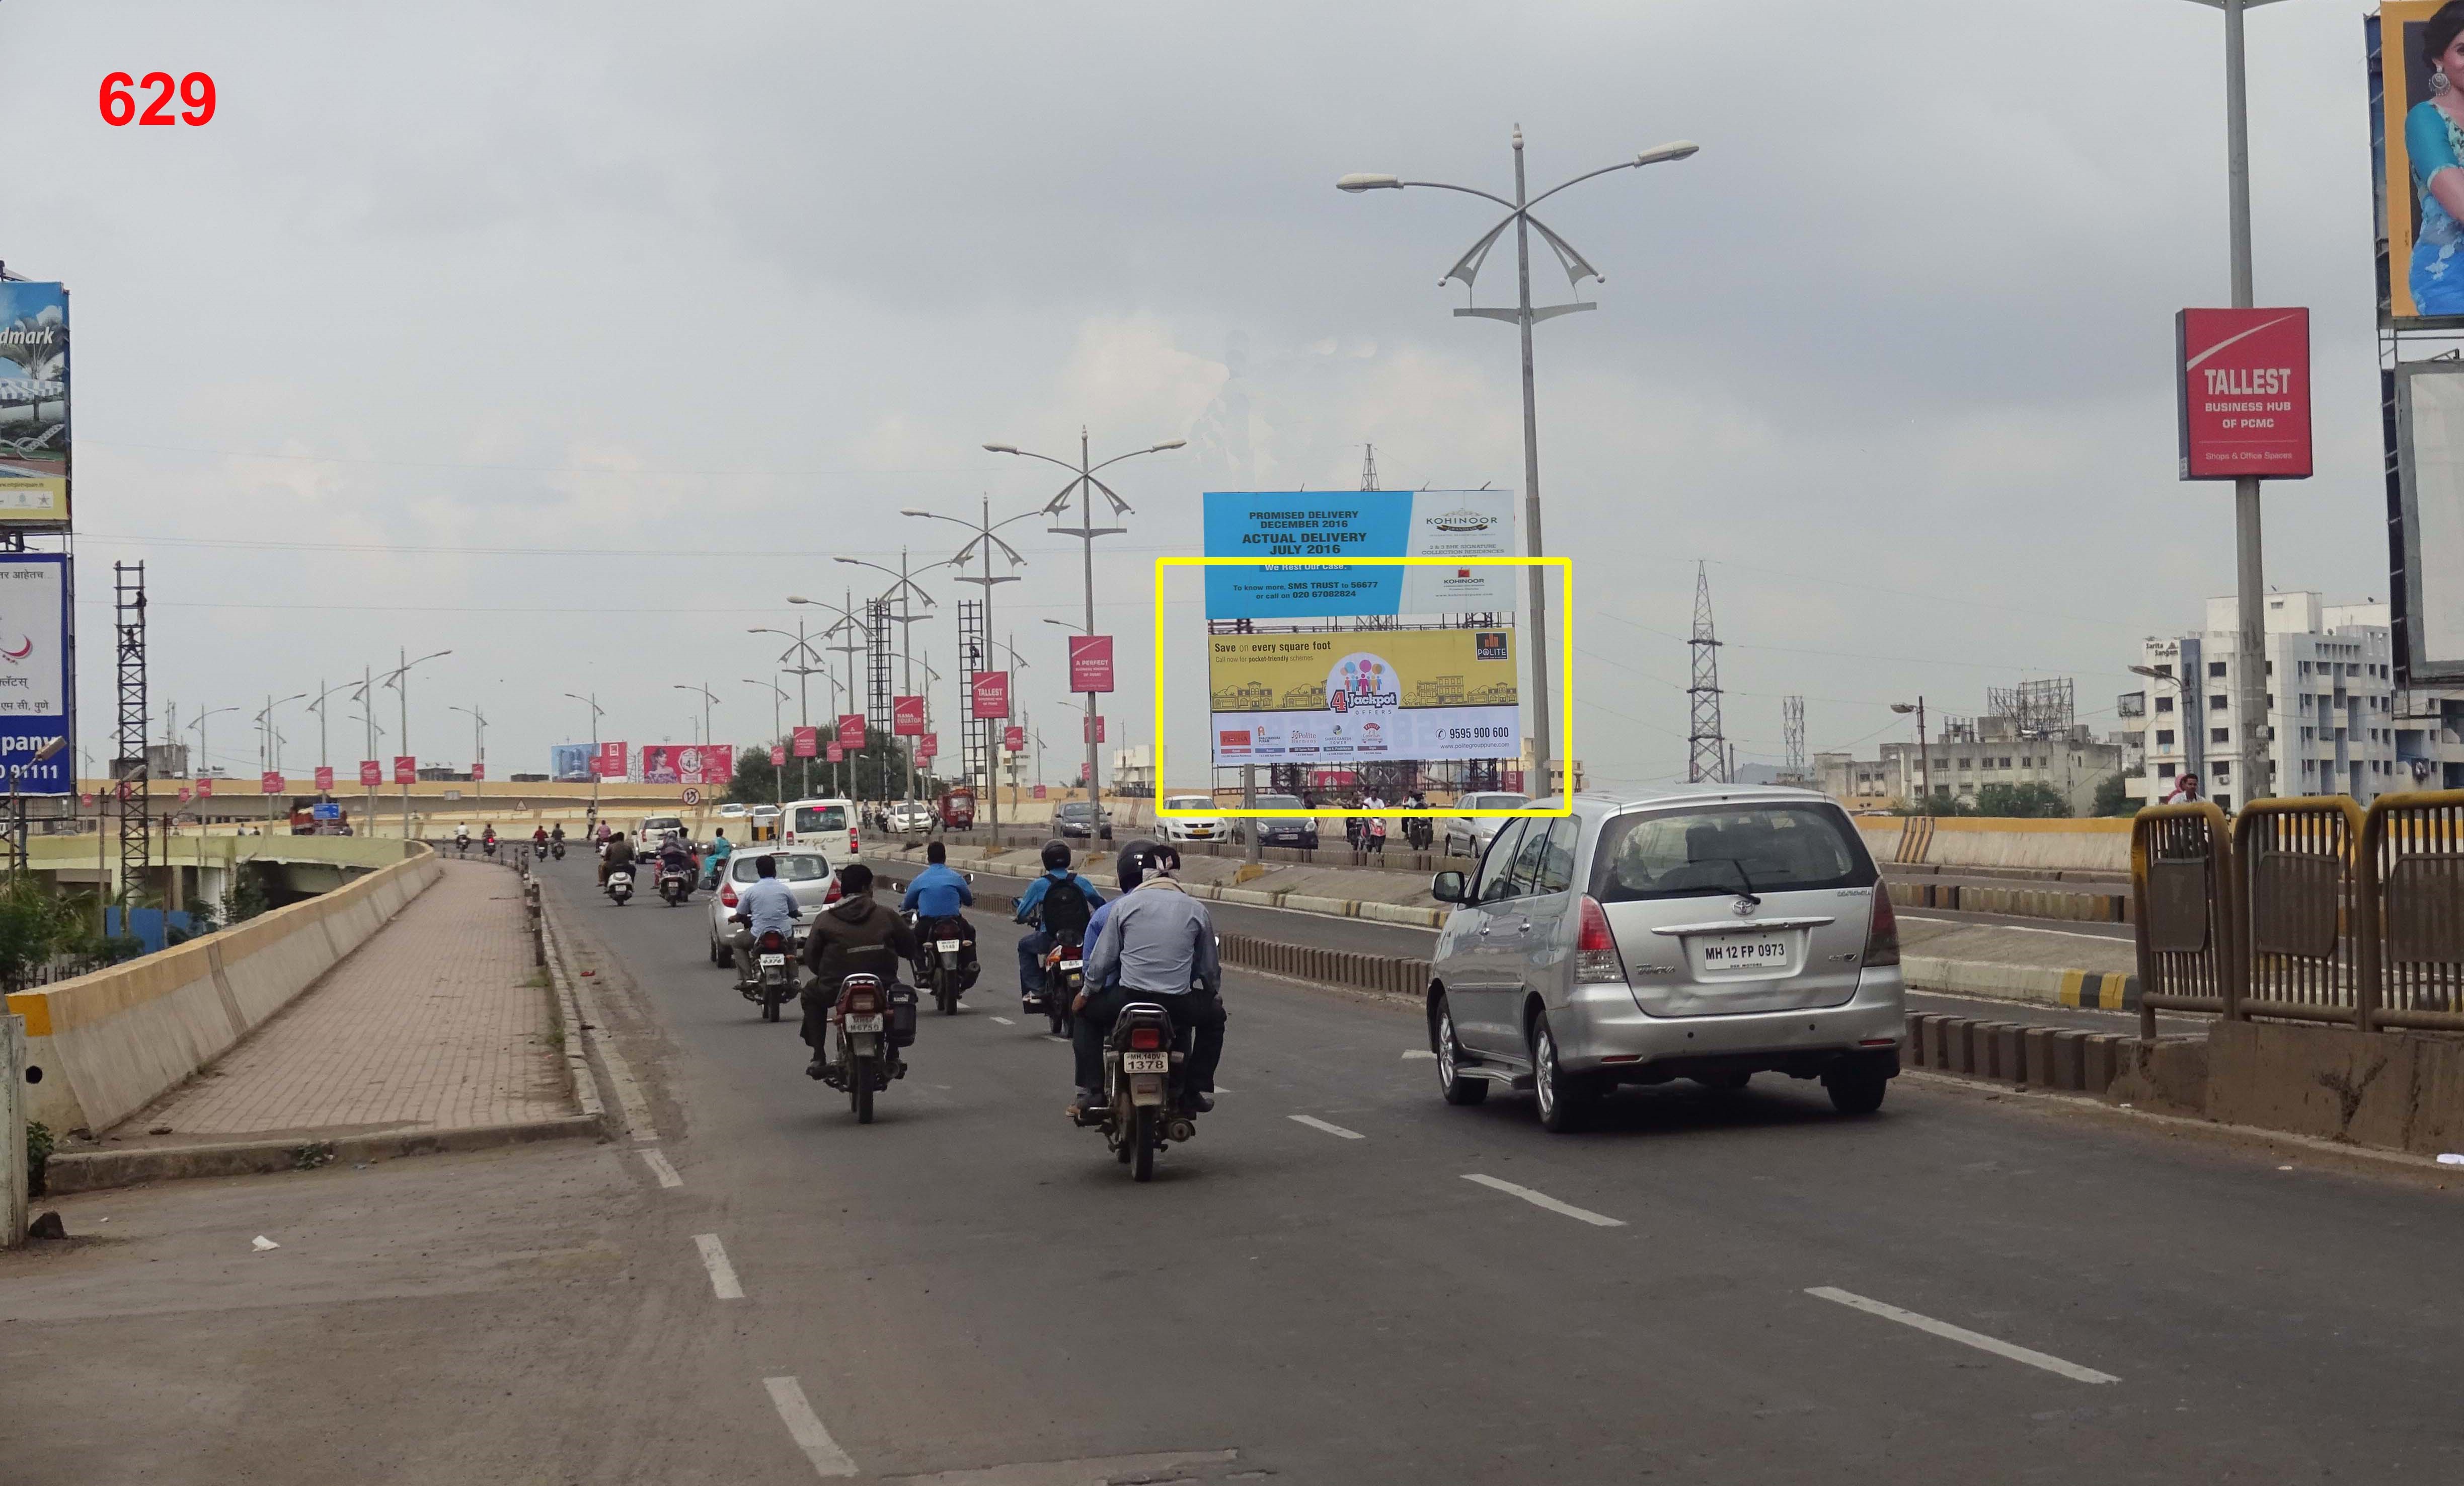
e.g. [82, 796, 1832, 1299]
[759, 954, 786, 968]
[842, 1014, 884, 1032]
[937, 940, 961, 953]
[1121, 1052, 1170, 1074]
[1059, 959, 1082, 972]
[1698, 934, 1792, 971]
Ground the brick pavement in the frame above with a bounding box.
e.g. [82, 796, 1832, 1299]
[118, 861, 570, 1140]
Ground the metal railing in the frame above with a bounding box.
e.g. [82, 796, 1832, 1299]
[2360, 790, 2464, 1033]
[2133, 802, 2239, 1039]
[2232, 796, 2364, 1027]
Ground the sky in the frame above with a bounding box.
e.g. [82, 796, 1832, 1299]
[0, 0, 2404, 793]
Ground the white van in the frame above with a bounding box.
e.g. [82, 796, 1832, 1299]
[783, 797, 859, 860]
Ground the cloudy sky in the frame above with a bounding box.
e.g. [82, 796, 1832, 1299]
[0, 0, 2397, 793]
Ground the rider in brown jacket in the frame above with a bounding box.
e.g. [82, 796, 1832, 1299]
[798, 864, 918, 1076]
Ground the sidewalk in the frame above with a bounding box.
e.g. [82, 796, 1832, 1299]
[65, 862, 575, 1170]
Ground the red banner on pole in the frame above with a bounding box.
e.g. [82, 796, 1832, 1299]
[260, 771, 285, 795]
[791, 725, 818, 758]
[892, 695, 926, 736]
[178, 785, 192, 804]
[393, 755, 417, 785]
[836, 713, 866, 749]
[358, 760, 381, 787]
[2177, 307, 2313, 480]
[1083, 713, 1106, 744]
[825, 743, 844, 764]
[1068, 635, 1115, 693]
[594, 741, 628, 779]
[195, 777, 214, 799]
[917, 731, 938, 761]
[314, 765, 334, 792]
[769, 744, 786, 768]
[470, 762, 485, 783]
[1033, 783, 1048, 800]
[969, 670, 1011, 720]
[1003, 724, 1024, 752]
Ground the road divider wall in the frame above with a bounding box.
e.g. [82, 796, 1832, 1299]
[3, 844, 443, 1136]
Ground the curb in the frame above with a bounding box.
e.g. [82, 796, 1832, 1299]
[531, 866, 613, 1136]
[1903, 954, 2138, 1011]
[1898, 1010, 2142, 1097]
[42, 1116, 605, 1194]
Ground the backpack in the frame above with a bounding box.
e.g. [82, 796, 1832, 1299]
[1037, 874, 1093, 940]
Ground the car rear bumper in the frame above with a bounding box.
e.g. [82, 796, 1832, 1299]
[1553, 968, 1904, 1076]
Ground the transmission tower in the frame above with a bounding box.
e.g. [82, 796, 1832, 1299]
[864, 598, 894, 737]
[114, 562, 150, 897]
[1360, 443, 1379, 490]
[958, 599, 988, 799]
[1783, 695, 1806, 779]
[1686, 562, 1728, 784]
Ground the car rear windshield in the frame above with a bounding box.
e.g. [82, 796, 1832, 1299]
[1167, 797, 1211, 810]
[794, 805, 846, 833]
[733, 853, 830, 882]
[1589, 804, 1875, 903]
[1472, 794, 1528, 811]
[1255, 795, 1303, 809]
[643, 817, 682, 832]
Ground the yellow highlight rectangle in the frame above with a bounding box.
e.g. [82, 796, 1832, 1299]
[1152, 556, 1572, 820]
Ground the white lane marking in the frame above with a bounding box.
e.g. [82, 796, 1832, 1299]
[1899, 914, 2124, 943]
[694, 1233, 745, 1299]
[1403, 1049, 1436, 1060]
[1044, 1035, 1070, 1045]
[989, 1015, 1016, 1025]
[1805, 1287, 2119, 1384]
[641, 1149, 683, 1188]
[762, 1376, 858, 1477]
[1461, 1173, 1626, 1228]
[1289, 1114, 1364, 1140]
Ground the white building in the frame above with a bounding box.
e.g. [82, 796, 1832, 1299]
[2121, 592, 2464, 810]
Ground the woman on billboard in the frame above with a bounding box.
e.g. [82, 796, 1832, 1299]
[2409, 4, 2464, 314]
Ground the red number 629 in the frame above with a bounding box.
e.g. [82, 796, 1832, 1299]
[100, 72, 215, 127]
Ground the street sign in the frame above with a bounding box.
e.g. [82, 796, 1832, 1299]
[310, 801, 341, 821]
[769, 744, 786, 768]
[792, 725, 818, 758]
[1084, 714, 1106, 744]
[471, 762, 486, 783]
[917, 732, 938, 761]
[259, 771, 284, 794]
[1068, 635, 1116, 693]
[681, 786, 702, 806]
[195, 777, 213, 799]
[1033, 784, 1048, 800]
[1003, 724, 1024, 752]
[825, 743, 844, 764]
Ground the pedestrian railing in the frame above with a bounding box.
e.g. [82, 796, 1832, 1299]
[2233, 796, 2364, 1027]
[2133, 803, 2240, 1038]
[2359, 790, 2464, 1033]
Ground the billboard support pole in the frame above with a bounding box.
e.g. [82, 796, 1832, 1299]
[2226, 0, 2270, 804]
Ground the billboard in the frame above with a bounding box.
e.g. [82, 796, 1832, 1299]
[2393, 362, 2464, 682]
[2177, 309, 2313, 479]
[2373, 5, 2464, 324]
[549, 742, 593, 781]
[826, 743, 843, 763]
[0, 282, 69, 528]
[969, 670, 1010, 720]
[1068, 634, 1115, 692]
[260, 772, 284, 794]
[836, 713, 866, 749]
[1085, 713, 1106, 744]
[593, 741, 628, 779]
[0, 553, 70, 794]
[768, 744, 785, 768]
[1201, 491, 1517, 618]
[470, 761, 485, 783]
[1207, 628, 1518, 766]
[196, 776, 213, 798]
[640, 744, 735, 785]
[892, 695, 925, 736]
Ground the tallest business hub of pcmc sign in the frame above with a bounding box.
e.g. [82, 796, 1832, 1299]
[2176, 308, 2314, 482]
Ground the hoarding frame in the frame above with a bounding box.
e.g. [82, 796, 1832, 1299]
[0, 551, 73, 795]
[0, 281, 71, 531]
[1152, 555, 1572, 821]
[2392, 359, 2464, 682]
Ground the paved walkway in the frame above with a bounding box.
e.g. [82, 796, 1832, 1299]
[115, 862, 569, 1142]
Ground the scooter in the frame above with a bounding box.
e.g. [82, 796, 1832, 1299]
[483, 837, 498, 859]
[659, 865, 692, 906]
[551, 839, 566, 860]
[606, 868, 634, 906]
[1076, 998, 1197, 1182]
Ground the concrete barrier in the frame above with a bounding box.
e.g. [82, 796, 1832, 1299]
[3, 845, 443, 1136]
[1857, 815, 2133, 874]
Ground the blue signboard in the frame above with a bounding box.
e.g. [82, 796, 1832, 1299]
[310, 801, 341, 821]
[0, 552, 72, 794]
[1201, 491, 1518, 619]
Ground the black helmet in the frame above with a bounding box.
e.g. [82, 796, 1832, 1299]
[1041, 839, 1071, 872]
[1113, 838, 1182, 893]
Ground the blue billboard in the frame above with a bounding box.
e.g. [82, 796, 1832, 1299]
[1201, 490, 1518, 619]
[0, 553, 71, 794]
[550, 742, 593, 782]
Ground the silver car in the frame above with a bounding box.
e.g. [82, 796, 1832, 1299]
[1425, 786, 1903, 1132]
[706, 846, 837, 967]
[1441, 791, 1528, 858]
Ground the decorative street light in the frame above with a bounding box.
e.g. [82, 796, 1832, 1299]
[564, 691, 605, 825]
[788, 594, 873, 798]
[898, 502, 1044, 829]
[448, 704, 488, 805]
[1339, 127, 1699, 796]
[379, 649, 452, 840]
[836, 550, 955, 812]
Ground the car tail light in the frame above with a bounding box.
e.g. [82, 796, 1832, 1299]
[1574, 895, 1625, 984]
[1129, 1025, 1165, 1051]
[850, 831, 860, 855]
[1864, 885, 1900, 967]
[823, 876, 842, 905]
[720, 883, 737, 908]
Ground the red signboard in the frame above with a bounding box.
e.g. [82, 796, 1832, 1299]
[594, 741, 628, 779]
[1068, 634, 1115, 693]
[195, 777, 213, 799]
[470, 762, 485, 784]
[1084, 713, 1106, 744]
[769, 745, 786, 768]
[314, 765, 334, 792]
[836, 713, 866, 749]
[2176, 307, 2313, 481]
[393, 755, 417, 785]
[969, 670, 1010, 720]
[917, 731, 938, 761]
[791, 725, 818, 758]
[260, 771, 285, 795]
[826, 743, 844, 763]
[1003, 724, 1024, 752]
[1033, 783, 1048, 800]
[178, 785, 192, 804]
[892, 695, 926, 736]
[358, 759, 381, 787]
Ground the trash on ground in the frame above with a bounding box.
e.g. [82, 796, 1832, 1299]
[251, 1235, 280, 1251]
[27, 1211, 65, 1240]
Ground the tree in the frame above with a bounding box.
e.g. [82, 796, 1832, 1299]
[1974, 781, 2071, 819]
[2090, 771, 2135, 818]
[727, 739, 783, 806]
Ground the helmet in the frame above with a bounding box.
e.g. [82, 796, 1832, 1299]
[1113, 838, 1181, 893]
[1040, 839, 1071, 872]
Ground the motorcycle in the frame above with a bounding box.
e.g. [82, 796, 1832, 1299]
[1405, 815, 1432, 851]
[606, 867, 634, 906]
[454, 837, 470, 858]
[483, 836, 498, 858]
[820, 972, 914, 1123]
[1079, 998, 1196, 1182]
[739, 927, 795, 1021]
[659, 865, 692, 906]
[1032, 939, 1083, 1038]
[551, 839, 566, 860]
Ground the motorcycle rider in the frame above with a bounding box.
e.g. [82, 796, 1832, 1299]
[701, 828, 735, 890]
[656, 830, 696, 892]
[727, 852, 802, 985]
[898, 840, 978, 989]
[454, 823, 471, 854]
[1074, 840, 1223, 1120]
[799, 863, 918, 1079]
[532, 824, 550, 854]
[483, 824, 498, 854]
[550, 823, 566, 848]
[1013, 840, 1103, 1005]
[598, 826, 636, 886]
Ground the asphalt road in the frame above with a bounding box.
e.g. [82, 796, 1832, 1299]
[505, 854, 2464, 1482]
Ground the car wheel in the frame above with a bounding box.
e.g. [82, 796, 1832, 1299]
[1431, 994, 1488, 1107]
[1825, 1057, 1891, 1116]
[1531, 1013, 1594, 1133]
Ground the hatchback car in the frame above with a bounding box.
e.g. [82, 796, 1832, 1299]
[1424, 786, 1902, 1132]
[1441, 792, 1528, 858]
[1246, 793, 1319, 850]
[707, 846, 838, 967]
[886, 799, 935, 833]
[1159, 795, 1231, 844]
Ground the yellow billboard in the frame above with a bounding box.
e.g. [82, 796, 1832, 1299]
[1207, 628, 1516, 765]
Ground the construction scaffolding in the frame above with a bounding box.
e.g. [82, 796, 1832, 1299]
[958, 599, 988, 799]
[1986, 677, 2077, 738]
[113, 561, 149, 895]
[864, 598, 894, 739]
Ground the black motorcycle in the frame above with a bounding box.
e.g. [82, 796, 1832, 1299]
[739, 927, 795, 1021]
[1032, 939, 1083, 1038]
[1405, 815, 1433, 851]
[1077, 999, 1196, 1182]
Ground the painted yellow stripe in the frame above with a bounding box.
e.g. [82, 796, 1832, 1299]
[7, 990, 51, 1038]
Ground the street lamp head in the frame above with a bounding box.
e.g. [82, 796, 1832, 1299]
[1149, 439, 1187, 452]
[982, 443, 1018, 455]
[2128, 665, 2164, 680]
[1635, 141, 1700, 167]
[1337, 173, 1402, 192]
[1890, 703, 1917, 715]
[786, 595, 813, 605]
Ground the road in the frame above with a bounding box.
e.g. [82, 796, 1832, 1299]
[492, 853, 2464, 1482]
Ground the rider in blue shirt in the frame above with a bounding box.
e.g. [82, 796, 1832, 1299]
[1014, 839, 1105, 1003]
[727, 853, 803, 984]
[900, 841, 979, 987]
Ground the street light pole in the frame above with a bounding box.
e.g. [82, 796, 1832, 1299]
[381, 648, 452, 841]
[449, 705, 487, 807]
[984, 431, 1185, 811]
[745, 678, 791, 807]
[752, 620, 831, 799]
[1339, 130, 1699, 798]
[835, 551, 952, 819]
[1892, 699, 1929, 808]
[899, 505, 1036, 828]
[564, 691, 604, 829]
